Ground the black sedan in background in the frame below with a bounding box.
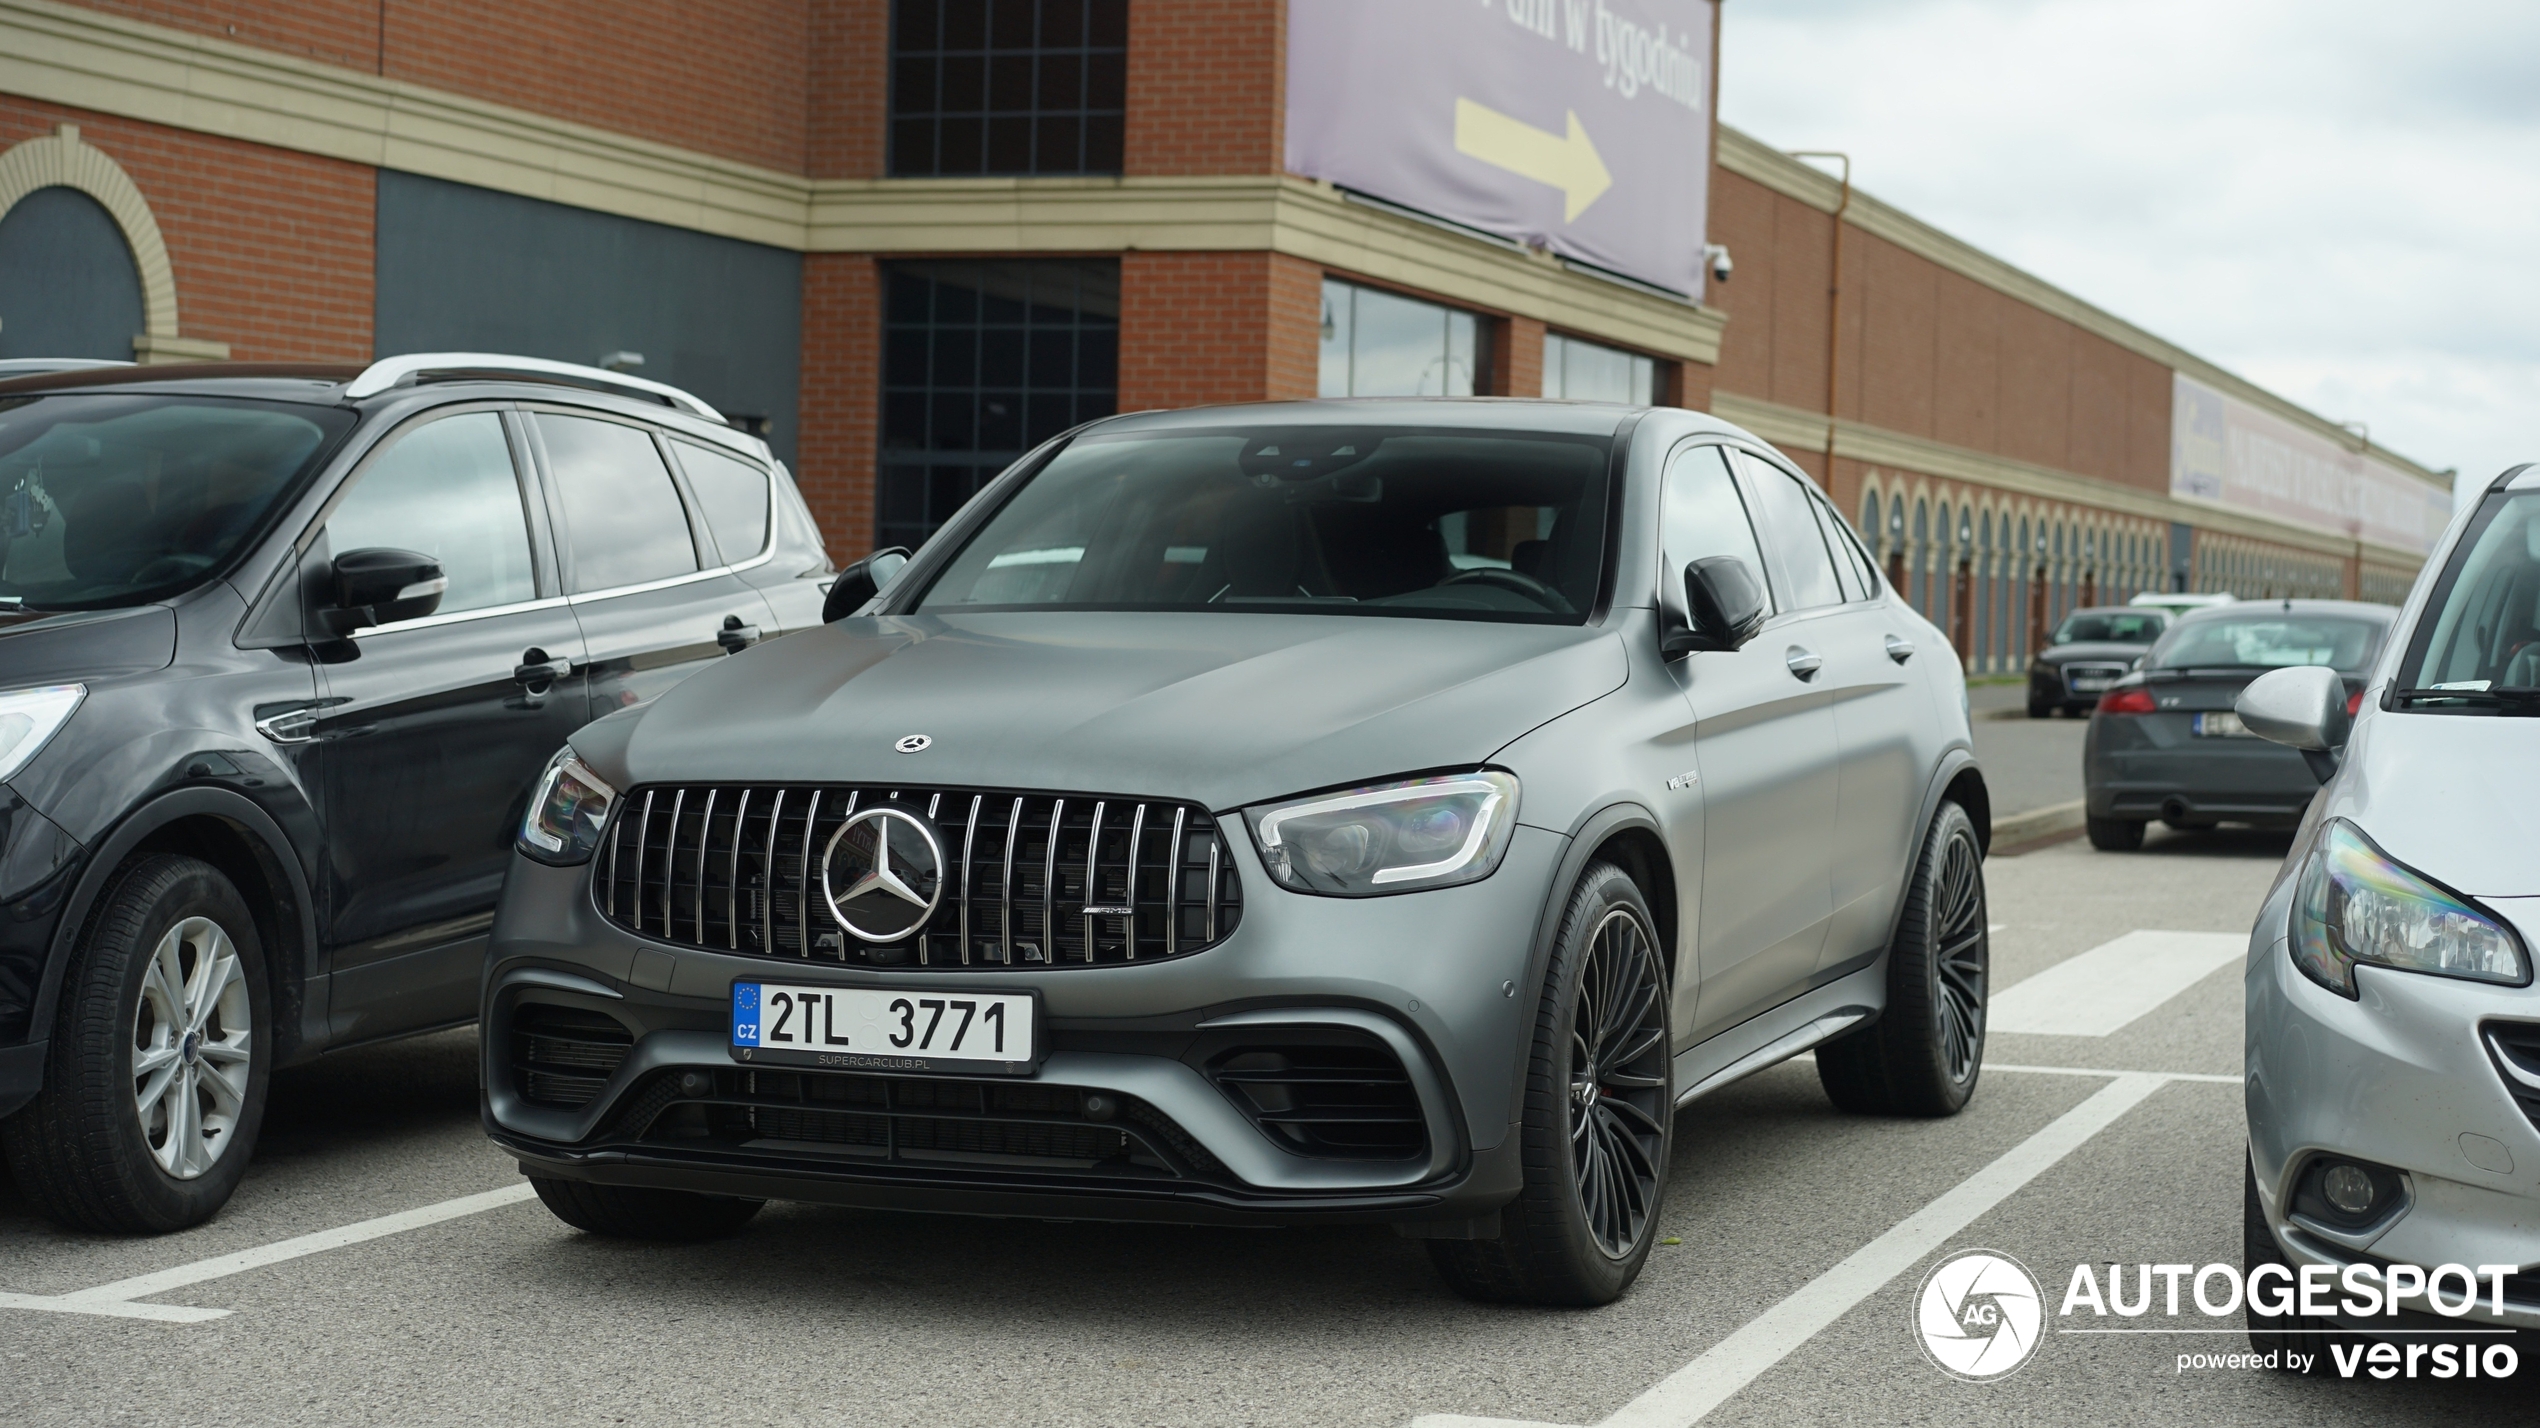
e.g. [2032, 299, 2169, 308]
[2082, 599, 2396, 849]
[2026, 606, 2169, 715]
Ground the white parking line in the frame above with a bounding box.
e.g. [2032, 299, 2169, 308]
[1988, 930, 2246, 1036]
[0, 1182, 535, 1323]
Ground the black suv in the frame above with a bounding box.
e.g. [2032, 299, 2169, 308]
[0, 355, 832, 1231]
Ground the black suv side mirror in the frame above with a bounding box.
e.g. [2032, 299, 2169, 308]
[1663, 555, 1768, 654]
[822, 546, 911, 623]
[323, 547, 446, 634]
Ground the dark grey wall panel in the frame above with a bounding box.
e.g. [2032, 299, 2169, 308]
[0, 187, 145, 361]
[375, 172, 802, 460]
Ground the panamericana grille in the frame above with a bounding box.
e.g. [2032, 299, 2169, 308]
[593, 785, 1241, 968]
[1206, 1039, 1427, 1161]
[511, 1005, 633, 1109]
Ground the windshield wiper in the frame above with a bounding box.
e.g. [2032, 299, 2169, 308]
[2391, 686, 2540, 709]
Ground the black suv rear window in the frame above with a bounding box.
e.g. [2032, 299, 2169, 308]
[0, 394, 354, 610]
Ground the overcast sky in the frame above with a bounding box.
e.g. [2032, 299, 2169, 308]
[1717, 0, 2538, 509]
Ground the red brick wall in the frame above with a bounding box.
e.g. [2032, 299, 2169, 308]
[808, 0, 887, 179]
[1117, 251, 1319, 410]
[62, 0, 815, 174]
[797, 251, 880, 556]
[1, 98, 374, 361]
[1124, 0, 1284, 176]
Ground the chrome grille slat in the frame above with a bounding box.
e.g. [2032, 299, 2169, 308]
[595, 785, 1238, 971]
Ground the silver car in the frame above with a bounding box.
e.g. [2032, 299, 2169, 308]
[2240, 463, 2540, 1355]
[484, 400, 1991, 1304]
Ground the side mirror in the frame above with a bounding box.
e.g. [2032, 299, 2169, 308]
[323, 547, 445, 634]
[822, 546, 912, 623]
[2235, 664, 2350, 783]
[1665, 555, 1768, 654]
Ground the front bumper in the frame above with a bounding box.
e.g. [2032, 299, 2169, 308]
[480, 820, 1563, 1227]
[2247, 879, 2540, 1330]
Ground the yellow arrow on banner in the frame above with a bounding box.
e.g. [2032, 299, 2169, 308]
[1453, 98, 1614, 222]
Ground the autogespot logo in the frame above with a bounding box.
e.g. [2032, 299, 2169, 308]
[1916, 1250, 2045, 1381]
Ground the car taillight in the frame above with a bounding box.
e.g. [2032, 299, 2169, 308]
[2096, 686, 2157, 715]
[2347, 689, 2364, 716]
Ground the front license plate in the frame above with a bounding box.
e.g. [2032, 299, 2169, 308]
[2069, 675, 2113, 691]
[730, 981, 1038, 1074]
[2194, 712, 2250, 737]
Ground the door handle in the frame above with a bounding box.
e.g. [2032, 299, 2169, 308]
[512, 647, 573, 687]
[1785, 646, 1823, 681]
[717, 614, 761, 655]
[1884, 634, 1916, 664]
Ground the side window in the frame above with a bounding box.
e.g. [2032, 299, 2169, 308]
[671, 438, 772, 565]
[538, 413, 699, 592]
[325, 411, 534, 615]
[1660, 445, 1772, 609]
[1812, 495, 1877, 600]
[1735, 451, 1844, 611]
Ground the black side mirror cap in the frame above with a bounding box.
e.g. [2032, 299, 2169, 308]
[822, 546, 912, 623]
[1664, 555, 1768, 654]
[322, 547, 446, 634]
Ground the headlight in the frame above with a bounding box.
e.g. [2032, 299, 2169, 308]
[2292, 819, 2529, 997]
[1246, 771, 1519, 897]
[0, 683, 83, 782]
[519, 748, 616, 865]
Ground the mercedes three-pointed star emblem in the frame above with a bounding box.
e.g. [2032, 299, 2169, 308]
[818, 806, 944, 942]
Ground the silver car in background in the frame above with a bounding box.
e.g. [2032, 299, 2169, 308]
[2241, 462, 2540, 1355]
[485, 400, 1991, 1305]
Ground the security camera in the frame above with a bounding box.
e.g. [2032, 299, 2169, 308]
[1704, 244, 1733, 283]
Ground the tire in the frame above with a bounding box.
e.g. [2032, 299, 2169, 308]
[2244, 1156, 2337, 1371]
[2026, 696, 2052, 718]
[1429, 862, 1672, 1306]
[1817, 802, 1987, 1117]
[531, 1177, 763, 1240]
[2086, 816, 2146, 851]
[0, 855, 271, 1233]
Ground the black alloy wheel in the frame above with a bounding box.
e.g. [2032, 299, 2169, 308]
[1429, 861, 1673, 1306]
[1818, 801, 1988, 1117]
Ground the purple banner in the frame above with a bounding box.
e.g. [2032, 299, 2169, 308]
[1286, 0, 1717, 298]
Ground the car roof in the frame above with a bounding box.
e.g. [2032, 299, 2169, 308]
[2167, 598, 2398, 624]
[2061, 605, 2163, 618]
[1089, 396, 1681, 440]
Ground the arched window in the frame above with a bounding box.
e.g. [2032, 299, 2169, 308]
[0, 186, 145, 360]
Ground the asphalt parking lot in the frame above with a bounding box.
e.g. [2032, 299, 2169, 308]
[2, 824, 2521, 1427]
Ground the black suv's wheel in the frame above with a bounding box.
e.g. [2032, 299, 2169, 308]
[2244, 1156, 2336, 1371]
[1430, 861, 1672, 1306]
[1818, 801, 1987, 1117]
[2026, 695, 2053, 718]
[531, 1178, 764, 1240]
[1, 856, 270, 1233]
[2086, 815, 2146, 851]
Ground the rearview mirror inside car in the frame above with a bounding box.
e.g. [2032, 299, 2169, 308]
[322, 547, 446, 634]
[2234, 664, 2350, 782]
[822, 545, 912, 623]
[1665, 555, 1767, 654]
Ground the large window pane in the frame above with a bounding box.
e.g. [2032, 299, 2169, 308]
[1737, 451, 1844, 611]
[538, 413, 699, 592]
[670, 438, 772, 564]
[1659, 446, 1769, 602]
[1318, 280, 1484, 398]
[1544, 332, 1656, 404]
[890, 0, 1127, 176]
[326, 412, 534, 615]
[879, 259, 1119, 551]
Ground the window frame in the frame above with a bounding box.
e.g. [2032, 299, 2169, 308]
[665, 434, 777, 567]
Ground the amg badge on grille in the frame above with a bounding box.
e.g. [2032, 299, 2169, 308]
[819, 806, 944, 941]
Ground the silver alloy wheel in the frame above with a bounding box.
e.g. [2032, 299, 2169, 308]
[1568, 906, 1669, 1259]
[131, 915, 253, 1180]
[1932, 828, 1988, 1085]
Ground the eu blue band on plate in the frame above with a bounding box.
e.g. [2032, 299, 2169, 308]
[731, 982, 761, 1046]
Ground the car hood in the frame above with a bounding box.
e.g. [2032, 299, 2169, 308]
[2336, 710, 2540, 897]
[2038, 641, 2148, 666]
[589, 611, 1629, 811]
[0, 605, 177, 682]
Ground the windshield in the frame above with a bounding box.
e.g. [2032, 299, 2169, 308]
[913, 425, 1613, 623]
[2401, 490, 2540, 696]
[2147, 611, 2384, 673]
[0, 394, 354, 610]
[2052, 611, 2165, 644]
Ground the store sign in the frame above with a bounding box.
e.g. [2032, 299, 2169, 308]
[2171, 373, 2449, 555]
[1285, 0, 1717, 297]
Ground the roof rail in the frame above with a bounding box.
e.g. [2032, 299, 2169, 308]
[344, 352, 723, 422]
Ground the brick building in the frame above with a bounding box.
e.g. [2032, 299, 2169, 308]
[0, 0, 2449, 671]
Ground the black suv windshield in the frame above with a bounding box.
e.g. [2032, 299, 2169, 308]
[915, 425, 1613, 623]
[2052, 611, 2164, 644]
[2148, 611, 2384, 673]
[0, 394, 354, 610]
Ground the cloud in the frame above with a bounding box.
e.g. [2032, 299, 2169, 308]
[1719, 0, 2540, 505]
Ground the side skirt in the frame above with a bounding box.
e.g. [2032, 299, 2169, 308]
[1670, 960, 1885, 1109]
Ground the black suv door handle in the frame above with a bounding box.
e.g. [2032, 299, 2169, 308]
[512, 648, 572, 687]
[717, 614, 761, 655]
